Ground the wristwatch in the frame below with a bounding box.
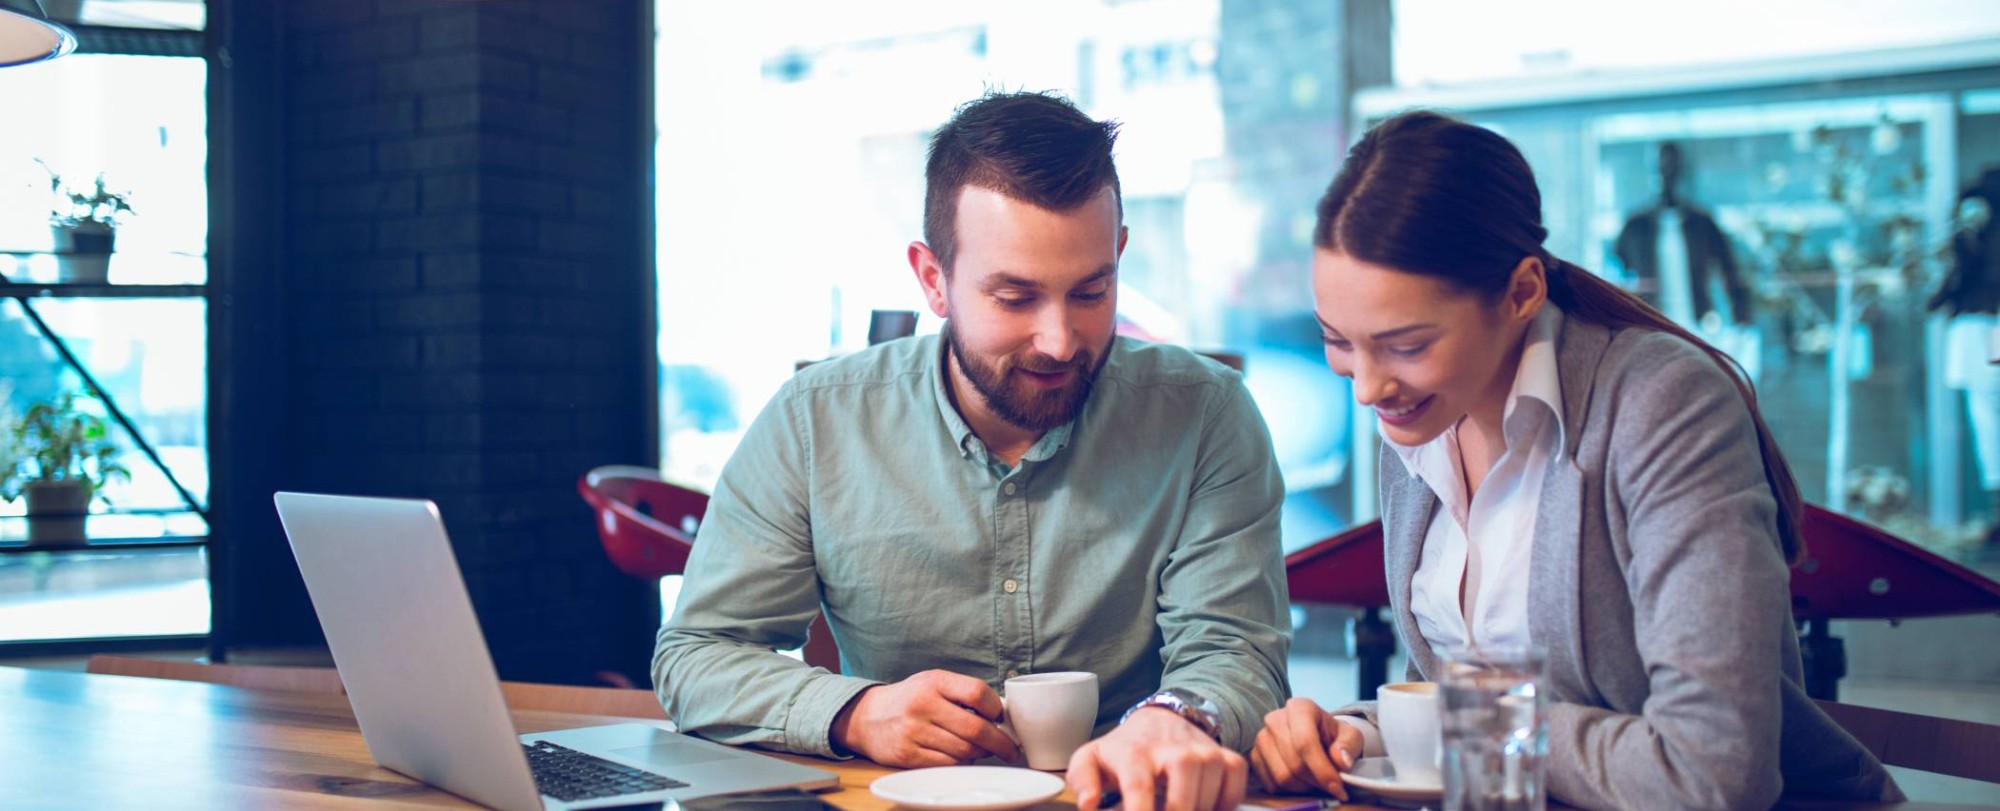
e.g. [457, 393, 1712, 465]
[1121, 687, 1221, 740]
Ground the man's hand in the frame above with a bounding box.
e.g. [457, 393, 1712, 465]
[1248, 698, 1364, 801]
[1067, 707, 1246, 811]
[829, 670, 1020, 768]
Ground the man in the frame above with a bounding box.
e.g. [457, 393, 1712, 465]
[653, 91, 1289, 811]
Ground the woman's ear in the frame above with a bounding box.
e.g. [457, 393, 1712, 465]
[1505, 256, 1548, 322]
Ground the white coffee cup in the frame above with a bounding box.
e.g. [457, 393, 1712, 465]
[999, 671, 1098, 770]
[1377, 681, 1441, 785]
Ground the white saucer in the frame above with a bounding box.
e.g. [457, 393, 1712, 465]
[870, 765, 1065, 811]
[1341, 757, 1443, 803]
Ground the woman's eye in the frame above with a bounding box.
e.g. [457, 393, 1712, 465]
[1071, 290, 1108, 303]
[1321, 336, 1352, 351]
[1389, 343, 1430, 358]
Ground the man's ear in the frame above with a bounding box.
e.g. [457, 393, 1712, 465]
[909, 242, 951, 318]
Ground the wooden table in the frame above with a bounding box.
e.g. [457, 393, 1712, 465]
[0, 666, 1325, 811]
[1, 666, 1986, 811]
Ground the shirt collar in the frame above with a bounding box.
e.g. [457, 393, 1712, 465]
[929, 335, 1078, 466]
[1509, 303, 1566, 451]
[1384, 304, 1567, 477]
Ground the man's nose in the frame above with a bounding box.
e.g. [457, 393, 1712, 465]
[1032, 304, 1079, 363]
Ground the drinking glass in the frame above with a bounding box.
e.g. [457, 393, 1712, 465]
[1439, 645, 1548, 811]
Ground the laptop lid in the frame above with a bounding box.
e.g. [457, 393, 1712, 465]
[274, 491, 547, 811]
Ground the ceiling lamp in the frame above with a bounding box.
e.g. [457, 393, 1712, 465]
[0, 0, 76, 68]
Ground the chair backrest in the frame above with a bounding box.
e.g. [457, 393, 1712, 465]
[579, 465, 705, 580]
[1815, 698, 2000, 783]
[578, 465, 843, 673]
[1286, 508, 2000, 620]
[498, 681, 668, 720]
[1791, 504, 2000, 620]
[1285, 520, 1389, 608]
[86, 654, 345, 694]
[85, 655, 669, 720]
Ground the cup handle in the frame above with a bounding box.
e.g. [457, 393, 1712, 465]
[997, 696, 1018, 743]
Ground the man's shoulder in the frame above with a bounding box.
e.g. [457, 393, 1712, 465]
[787, 335, 936, 397]
[1098, 338, 1243, 392]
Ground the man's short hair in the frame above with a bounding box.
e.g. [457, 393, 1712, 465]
[923, 91, 1122, 274]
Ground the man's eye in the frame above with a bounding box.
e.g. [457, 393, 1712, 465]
[997, 296, 1035, 309]
[1072, 290, 1108, 303]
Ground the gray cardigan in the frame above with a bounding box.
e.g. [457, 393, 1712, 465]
[1346, 317, 1900, 810]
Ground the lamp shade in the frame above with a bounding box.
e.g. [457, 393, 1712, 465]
[0, 0, 75, 68]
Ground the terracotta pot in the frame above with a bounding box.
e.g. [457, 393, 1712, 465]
[23, 478, 90, 546]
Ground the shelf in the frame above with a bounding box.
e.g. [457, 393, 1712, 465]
[1, 282, 206, 298]
[0, 536, 206, 554]
[1, 250, 209, 289]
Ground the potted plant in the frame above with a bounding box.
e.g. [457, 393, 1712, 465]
[37, 159, 135, 284]
[0, 390, 128, 546]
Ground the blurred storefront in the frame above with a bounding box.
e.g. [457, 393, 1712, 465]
[1353, 31, 2000, 567]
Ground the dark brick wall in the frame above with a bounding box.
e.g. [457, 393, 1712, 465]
[213, 0, 657, 685]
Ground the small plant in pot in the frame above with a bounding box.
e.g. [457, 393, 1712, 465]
[37, 159, 135, 284]
[0, 390, 128, 546]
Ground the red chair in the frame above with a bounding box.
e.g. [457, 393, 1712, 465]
[579, 465, 705, 580]
[1790, 505, 2000, 700]
[1285, 521, 1395, 700]
[579, 465, 841, 672]
[1287, 505, 2000, 702]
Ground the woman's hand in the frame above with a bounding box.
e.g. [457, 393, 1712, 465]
[1248, 698, 1366, 801]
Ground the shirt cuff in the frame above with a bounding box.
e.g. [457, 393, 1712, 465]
[1332, 715, 1385, 759]
[785, 673, 880, 758]
[1157, 681, 1250, 752]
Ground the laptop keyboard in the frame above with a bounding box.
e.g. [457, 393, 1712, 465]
[523, 740, 690, 801]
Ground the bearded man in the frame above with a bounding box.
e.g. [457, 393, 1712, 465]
[654, 91, 1288, 811]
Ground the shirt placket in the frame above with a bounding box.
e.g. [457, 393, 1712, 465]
[992, 466, 1035, 681]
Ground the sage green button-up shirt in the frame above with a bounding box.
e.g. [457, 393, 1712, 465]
[652, 334, 1290, 756]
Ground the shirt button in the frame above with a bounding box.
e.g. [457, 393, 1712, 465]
[1003, 482, 1018, 496]
[1003, 579, 1019, 594]
[1006, 669, 1020, 679]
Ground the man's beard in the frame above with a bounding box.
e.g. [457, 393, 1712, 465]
[945, 323, 1110, 432]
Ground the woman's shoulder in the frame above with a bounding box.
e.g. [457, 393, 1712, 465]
[1591, 326, 1740, 401]
[1579, 325, 1759, 461]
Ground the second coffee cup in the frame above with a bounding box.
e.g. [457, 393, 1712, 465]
[1377, 680, 1441, 785]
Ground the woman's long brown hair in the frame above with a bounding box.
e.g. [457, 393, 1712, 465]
[1314, 111, 1804, 564]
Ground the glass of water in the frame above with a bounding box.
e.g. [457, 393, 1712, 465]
[1439, 645, 1548, 811]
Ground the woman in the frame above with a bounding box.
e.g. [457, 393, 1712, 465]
[1249, 112, 1900, 810]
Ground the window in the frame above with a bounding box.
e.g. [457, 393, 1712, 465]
[0, 50, 210, 644]
[655, 0, 1357, 553]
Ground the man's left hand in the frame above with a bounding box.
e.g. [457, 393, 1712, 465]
[1066, 707, 1247, 811]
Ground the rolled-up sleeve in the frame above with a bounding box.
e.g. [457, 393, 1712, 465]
[1154, 379, 1292, 752]
[651, 382, 879, 757]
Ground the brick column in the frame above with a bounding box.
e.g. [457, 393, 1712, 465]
[214, 0, 657, 685]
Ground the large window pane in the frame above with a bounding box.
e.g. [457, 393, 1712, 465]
[0, 548, 208, 641]
[0, 297, 208, 544]
[0, 54, 209, 284]
[655, 0, 1355, 546]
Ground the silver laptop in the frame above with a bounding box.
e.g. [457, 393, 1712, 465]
[273, 491, 839, 811]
